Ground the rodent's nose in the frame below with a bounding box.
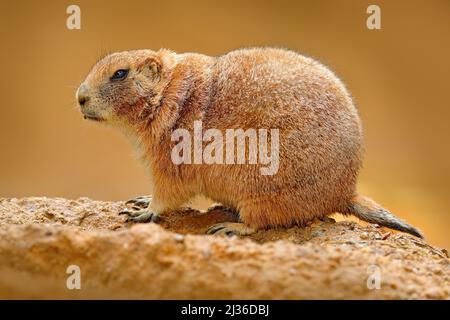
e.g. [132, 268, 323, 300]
[77, 83, 90, 107]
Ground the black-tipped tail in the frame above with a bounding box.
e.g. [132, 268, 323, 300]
[346, 194, 423, 238]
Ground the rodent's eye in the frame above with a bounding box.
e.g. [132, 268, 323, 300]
[110, 69, 129, 81]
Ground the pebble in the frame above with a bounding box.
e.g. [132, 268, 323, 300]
[174, 234, 185, 242]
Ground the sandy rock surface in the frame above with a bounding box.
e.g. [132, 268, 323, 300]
[0, 197, 448, 299]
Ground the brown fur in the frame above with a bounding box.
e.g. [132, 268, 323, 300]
[76, 47, 423, 237]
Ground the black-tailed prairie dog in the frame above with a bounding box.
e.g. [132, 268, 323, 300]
[76, 47, 423, 238]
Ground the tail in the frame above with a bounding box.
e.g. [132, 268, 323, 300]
[345, 194, 423, 238]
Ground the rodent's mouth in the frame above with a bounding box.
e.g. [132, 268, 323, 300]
[83, 114, 105, 122]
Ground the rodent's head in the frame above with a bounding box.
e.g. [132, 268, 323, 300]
[76, 50, 169, 127]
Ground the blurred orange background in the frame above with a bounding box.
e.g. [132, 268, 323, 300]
[0, 0, 448, 248]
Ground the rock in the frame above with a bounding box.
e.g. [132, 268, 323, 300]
[0, 197, 448, 299]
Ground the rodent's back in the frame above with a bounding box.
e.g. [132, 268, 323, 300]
[209, 49, 363, 174]
[194, 48, 364, 214]
[209, 48, 362, 144]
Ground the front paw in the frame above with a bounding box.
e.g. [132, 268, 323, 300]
[125, 195, 152, 209]
[119, 208, 160, 223]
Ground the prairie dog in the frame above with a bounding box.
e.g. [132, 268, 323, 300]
[76, 47, 423, 238]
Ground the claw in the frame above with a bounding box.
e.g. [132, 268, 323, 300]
[125, 196, 152, 208]
[206, 222, 255, 236]
[119, 208, 160, 223]
[206, 223, 227, 234]
[119, 209, 140, 217]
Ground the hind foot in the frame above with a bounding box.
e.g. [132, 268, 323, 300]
[119, 208, 160, 223]
[206, 222, 256, 237]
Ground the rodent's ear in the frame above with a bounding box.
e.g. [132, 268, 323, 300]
[137, 56, 162, 81]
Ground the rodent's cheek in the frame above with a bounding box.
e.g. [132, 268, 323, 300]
[84, 96, 109, 116]
[116, 87, 142, 110]
[128, 91, 141, 105]
[133, 79, 149, 97]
